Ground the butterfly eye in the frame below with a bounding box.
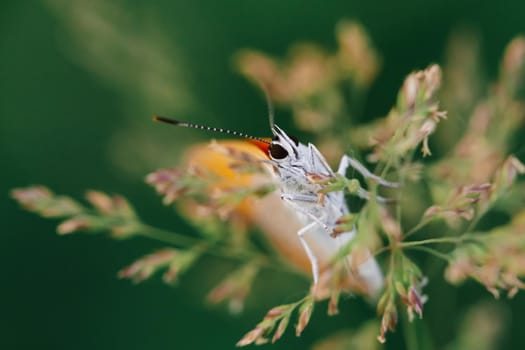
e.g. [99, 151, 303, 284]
[269, 143, 289, 159]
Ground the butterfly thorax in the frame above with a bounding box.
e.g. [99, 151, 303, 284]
[270, 143, 348, 233]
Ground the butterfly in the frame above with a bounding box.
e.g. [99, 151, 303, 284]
[153, 110, 397, 297]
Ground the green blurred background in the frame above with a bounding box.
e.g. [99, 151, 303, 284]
[2, 1, 525, 349]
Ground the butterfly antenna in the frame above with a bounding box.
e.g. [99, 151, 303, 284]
[152, 116, 270, 144]
[259, 84, 275, 131]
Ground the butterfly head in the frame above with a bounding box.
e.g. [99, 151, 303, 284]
[268, 125, 301, 163]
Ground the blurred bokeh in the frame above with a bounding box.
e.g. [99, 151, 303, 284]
[2, 0, 525, 349]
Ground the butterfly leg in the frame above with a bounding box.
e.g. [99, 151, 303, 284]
[297, 221, 321, 285]
[281, 193, 319, 203]
[337, 154, 399, 188]
[282, 194, 331, 232]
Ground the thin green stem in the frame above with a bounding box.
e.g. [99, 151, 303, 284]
[399, 236, 472, 248]
[465, 205, 490, 233]
[373, 246, 390, 257]
[404, 246, 451, 262]
[376, 232, 476, 256]
[404, 218, 431, 239]
[401, 307, 419, 350]
[138, 224, 300, 274]
[139, 224, 200, 247]
[378, 157, 394, 180]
